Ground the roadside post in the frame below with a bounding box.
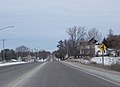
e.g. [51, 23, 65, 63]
[100, 43, 107, 65]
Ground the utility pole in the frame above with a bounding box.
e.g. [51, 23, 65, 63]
[66, 41, 69, 59]
[102, 48, 104, 66]
[34, 48, 38, 61]
[0, 26, 14, 62]
[2, 39, 6, 62]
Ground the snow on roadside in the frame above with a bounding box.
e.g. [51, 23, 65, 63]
[0, 62, 28, 67]
[91, 57, 120, 65]
[36, 59, 47, 62]
[67, 58, 90, 64]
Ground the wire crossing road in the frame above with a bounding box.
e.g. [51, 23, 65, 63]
[0, 61, 119, 87]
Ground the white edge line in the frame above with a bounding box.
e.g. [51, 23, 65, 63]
[8, 62, 47, 87]
[62, 62, 120, 86]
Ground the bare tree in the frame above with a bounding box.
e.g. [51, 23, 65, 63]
[15, 46, 29, 60]
[16, 46, 28, 52]
[107, 35, 120, 49]
[66, 26, 86, 57]
[66, 26, 86, 42]
[38, 50, 51, 60]
[87, 28, 102, 41]
[108, 29, 113, 39]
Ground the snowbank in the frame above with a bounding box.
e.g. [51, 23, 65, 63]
[67, 59, 90, 64]
[91, 57, 120, 65]
[0, 62, 27, 67]
[36, 59, 47, 62]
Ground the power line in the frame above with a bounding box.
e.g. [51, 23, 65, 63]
[0, 26, 14, 31]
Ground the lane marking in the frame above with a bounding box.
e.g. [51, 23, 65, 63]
[8, 62, 47, 87]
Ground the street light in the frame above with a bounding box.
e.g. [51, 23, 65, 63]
[0, 26, 14, 62]
[34, 48, 38, 60]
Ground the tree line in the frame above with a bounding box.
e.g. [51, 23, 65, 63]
[53, 26, 120, 60]
[0, 45, 51, 62]
[103, 29, 120, 56]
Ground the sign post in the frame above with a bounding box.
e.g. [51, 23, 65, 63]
[100, 43, 107, 65]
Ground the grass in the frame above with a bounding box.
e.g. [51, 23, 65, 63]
[111, 63, 120, 71]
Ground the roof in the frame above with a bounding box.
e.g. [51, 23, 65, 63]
[88, 38, 98, 44]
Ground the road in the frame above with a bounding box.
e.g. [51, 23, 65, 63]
[0, 61, 119, 87]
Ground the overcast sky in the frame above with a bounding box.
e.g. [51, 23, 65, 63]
[0, 0, 120, 51]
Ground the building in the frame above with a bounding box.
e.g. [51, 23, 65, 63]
[80, 38, 97, 57]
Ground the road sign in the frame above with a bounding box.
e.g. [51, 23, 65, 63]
[100, 43, 107, 66]
[100, 43, 107, 52]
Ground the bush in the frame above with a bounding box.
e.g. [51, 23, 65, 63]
[91, 62, 97, 64]
[111, 63, 120, 71]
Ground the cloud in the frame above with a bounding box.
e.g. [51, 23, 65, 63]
[0, 0, 120, 51]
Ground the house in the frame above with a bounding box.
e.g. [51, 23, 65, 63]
[79, 38, 119, 57]
[80, 38, 97, 57]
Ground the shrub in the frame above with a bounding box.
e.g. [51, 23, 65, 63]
[91, 62, 97, 64]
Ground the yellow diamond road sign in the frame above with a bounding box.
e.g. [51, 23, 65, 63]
[100, 43, 107, 52]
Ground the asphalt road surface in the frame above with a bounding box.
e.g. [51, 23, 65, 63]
[0, 61, 119, 87]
